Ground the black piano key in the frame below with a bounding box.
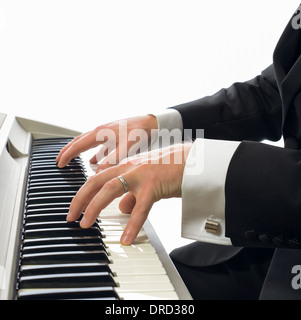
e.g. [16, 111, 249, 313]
[28, 184, 82, 193]
[24, 227, 103, 239]
[19, 263, 112, 277]
[30, 152, 81, 159]
[24, 220, 99, 229]
[30, 166, 83, 173]
[22, 236, 104, 247]
[30, 155, 62, 161]
[31, 148, 74, 155]
[31, 151, 64, 157]
[24, 221, 83, 229]
[26, 195, 75, 205]
[32, 143, 64, 148]
[28, 191, 77, 198]
[22, 243, 106, 254]
[29, 177, 86, 183]
[32, 137, 73, 143]
[30, 148, 67, 154]
[25, 207, 69, 215]
[26, 203, 72, 211]
[26, 203, 70, 216]
[17, 286, 119, 300]
[28, 181, 85, 189]
[30, 159, 82, 166]
[32, 141, 69, 146]
[18, 272, 117, 289]
[29, 169, 84, 175]
[24, 214, 92, 224]
[21, 250, 110, 265]
[30, 160, 82, 167]
[29, 172, 85, 180]
[27, 191, 77, 202]
[24, 210, 88, 222]
[25, 213, 69, 223]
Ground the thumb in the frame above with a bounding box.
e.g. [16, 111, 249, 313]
[119, 193, 136, 214]
[120, 193, 154, 245]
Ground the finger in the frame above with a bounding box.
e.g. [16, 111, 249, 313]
[96, 148, 119, 172]
[120, 192, 154, 245]
[119, 193, 136, 213]
[96, 140, 136, 172]
[89, 154, 98, 164]
[66, 177, 100, 222]
[80, 176, 127, 228]
[67, 163, 131, 223]
[56, 133, 88, 163]
[89, 145, 109, 164]
[57, 130, 100, 168]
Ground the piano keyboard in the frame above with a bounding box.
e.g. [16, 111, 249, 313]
[15, 137, 190, 300]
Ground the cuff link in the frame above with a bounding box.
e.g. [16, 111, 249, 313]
[205, 219, 219, 233]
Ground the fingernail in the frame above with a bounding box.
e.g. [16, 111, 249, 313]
[80, 216, 88, 228]
[120, 234, 132, 246]
[66, 211, 72, 222]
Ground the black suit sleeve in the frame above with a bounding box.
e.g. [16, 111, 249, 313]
[171, 65, 282, 142]
[225, 141, 301, 249]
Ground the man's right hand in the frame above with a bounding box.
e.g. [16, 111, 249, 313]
[56, 114, 158, 171]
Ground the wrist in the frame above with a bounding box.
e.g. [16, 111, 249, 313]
[144, 114, 158, 130]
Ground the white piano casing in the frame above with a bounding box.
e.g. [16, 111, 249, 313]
[0, 113, 192, 300]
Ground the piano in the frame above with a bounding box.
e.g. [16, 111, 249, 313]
[0, 113, 192, 300]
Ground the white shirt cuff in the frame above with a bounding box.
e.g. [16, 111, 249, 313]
[151, 109, 183, 133]
[181, 138, 240, 245]
[149, 109, 183, 148]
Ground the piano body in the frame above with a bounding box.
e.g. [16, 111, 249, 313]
[0, 113, 192, 300]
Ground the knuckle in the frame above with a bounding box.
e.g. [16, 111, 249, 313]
[86, 174, 99, 187]
[117, 161, 130, 170]
[94, 125, 104, 132]
[135, 163, 151, 175]
[133, 202, 148, 214]
[102, 179, 116, 193]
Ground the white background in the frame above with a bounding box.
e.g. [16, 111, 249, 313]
[0, 1, 298, 252]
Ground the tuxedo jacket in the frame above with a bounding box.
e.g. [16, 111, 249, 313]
[170, 9, 301, 299]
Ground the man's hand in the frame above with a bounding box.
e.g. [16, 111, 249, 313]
[66, 143, 192, 245]
[56, 114, 158, 170]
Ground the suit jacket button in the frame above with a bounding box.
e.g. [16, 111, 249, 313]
[258, 233, 271, 243]
[272, 234, 286, 247]
[245, 230, 258, 240]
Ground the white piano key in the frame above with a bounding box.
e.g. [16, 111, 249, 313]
[107, 243, 156, 254]
[103, 230, 147, 238]
[99, 211, 129, 218]
[119, 291, 179, 300]
[110, 266, 167, 276]
[98, 219, 126, 230]
[115, 281, 175, 293]
[115, 274, 171, 284]
[110, 259, 162, 267]
[109, 252, 160, 261]
[17, 286, 118, 300]
[103, 235, 149, 244]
